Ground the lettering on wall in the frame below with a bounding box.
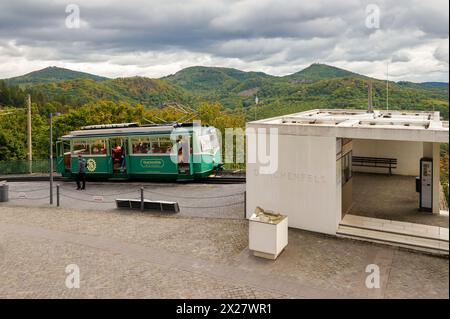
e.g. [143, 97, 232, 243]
[252, 169, 326, 184]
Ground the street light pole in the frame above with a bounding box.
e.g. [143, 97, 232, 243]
[49, 112, 53, 205]
[27, 95, 32, 174]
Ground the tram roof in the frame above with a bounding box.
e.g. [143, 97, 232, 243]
[61, 122, 211, 139]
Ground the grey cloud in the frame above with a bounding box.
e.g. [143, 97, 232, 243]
[391, 52, 411, 63]
[434, 43, 449, 64]
[0, 0, 448, 81]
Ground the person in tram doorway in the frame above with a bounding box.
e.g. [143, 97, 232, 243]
[112, 144, 122, 169]
[176, 137, 183, 164]
[120, 146, 126, 173]
[76, 153, 86, 190]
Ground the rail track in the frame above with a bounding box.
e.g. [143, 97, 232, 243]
[203, 176, 245, 184]
[2, 172, 246, 184]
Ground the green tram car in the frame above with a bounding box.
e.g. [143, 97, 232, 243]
[56, 122, 223, 181]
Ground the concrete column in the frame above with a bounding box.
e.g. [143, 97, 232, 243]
[432, 143, 440, 214]
[423, 142, 432, 157]
[423, 142, 441, 214]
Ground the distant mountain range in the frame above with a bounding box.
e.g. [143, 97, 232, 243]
[1, 63, 448, 120]
[5, 63, 447, 88]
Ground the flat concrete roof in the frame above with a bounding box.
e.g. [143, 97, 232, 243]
[248, 109, 449, 143]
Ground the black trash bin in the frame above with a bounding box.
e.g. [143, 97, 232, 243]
[415, 177, 421, 193]
[0, 184, 9, 202]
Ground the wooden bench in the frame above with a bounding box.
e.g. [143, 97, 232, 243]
[352, 156, 397, 175]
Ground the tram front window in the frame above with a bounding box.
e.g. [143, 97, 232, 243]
[200, 130, 220, 155]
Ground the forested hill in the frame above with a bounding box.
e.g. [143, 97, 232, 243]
[5, 66, 108, 87]
[282, 63, 367, 83]
[1, 63, 448, 120]
[26, 76, 193, 108]
[163, 63, 449, 119]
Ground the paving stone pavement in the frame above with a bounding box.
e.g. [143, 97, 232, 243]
[0, 205, 448, 299]
[5, 181, 246, 220]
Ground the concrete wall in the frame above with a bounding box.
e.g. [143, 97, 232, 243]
[340, 140, 353, 217]
[352, 139, 423, 176]
[335, 158, 343, 228]
[342, 179, 352, 217]
[246, 133, 339, 235]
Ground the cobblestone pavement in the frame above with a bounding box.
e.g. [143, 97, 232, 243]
[5, 181, 245, 219]
[0, 205, 448, 299]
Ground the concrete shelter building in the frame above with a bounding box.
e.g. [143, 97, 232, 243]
[246, 109, 449, 254]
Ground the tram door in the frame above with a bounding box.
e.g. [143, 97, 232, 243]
[56, 140, 71, 172]
[177, 135, 191, 175]
[110, 137, 128, 173]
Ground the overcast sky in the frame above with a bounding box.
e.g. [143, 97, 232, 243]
[0, 0, 448, 82]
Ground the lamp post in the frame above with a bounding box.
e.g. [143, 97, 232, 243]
[27, 95, 32, 174]
[49, 112, 61, 205]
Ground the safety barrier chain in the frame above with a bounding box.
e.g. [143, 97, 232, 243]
[59, 192, 119, 204]
[58, 184, 244, 199]
[9, 195, 50, 201]
[179, 201, 245, 209]
[6, 184, 246, 209]
[9, 188, 48, 193]
[142, 187, 244, 199]
[59, 184, 141, 197]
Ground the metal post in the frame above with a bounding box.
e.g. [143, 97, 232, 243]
[56, 184, 60, 207]
[49, 113, 53, 205]
[27, 94, 32, 174]
[244, 191, 247, 219]
[140, 187, 144, 211]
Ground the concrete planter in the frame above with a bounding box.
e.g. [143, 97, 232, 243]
[249, 213, 288, 260]
[0, 183, 8, 202]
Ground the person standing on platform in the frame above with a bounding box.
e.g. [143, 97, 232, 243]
[76, 153, 86, 190]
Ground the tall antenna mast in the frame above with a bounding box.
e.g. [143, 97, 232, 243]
[386, 62, 389, 111]
[254, 95, 259, 121]
[367, 80, 373, 113]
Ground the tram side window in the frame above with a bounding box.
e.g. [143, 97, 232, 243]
[73, 140, 89, 155]
[132, 137, 150, 154]
[132, 136, 173, 154]
[72, 139, 106, 155]
[160, 137, 174, 154]
[149, 137, 173, 154]
[91, 139, 107, 155]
